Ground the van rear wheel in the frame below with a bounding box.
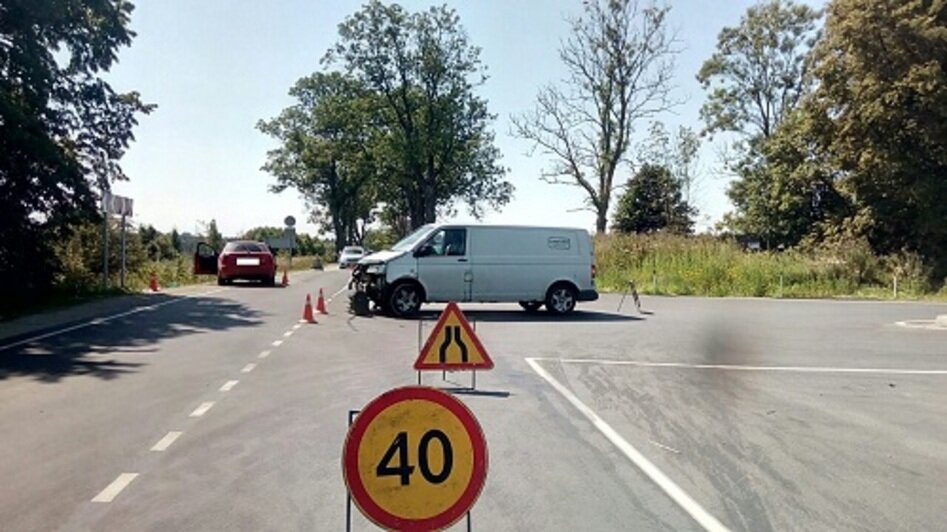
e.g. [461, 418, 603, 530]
[519, 301, 543, 312]
[545, 284, 577, 315]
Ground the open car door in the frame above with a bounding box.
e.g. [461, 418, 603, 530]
[193, 242, 219, 275]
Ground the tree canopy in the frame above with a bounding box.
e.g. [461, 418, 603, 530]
[258, 72, 378, 252]
[804, 0, 947, 271]
[0, 0, 153, 314]
[612, 164, 695, 234]
[697, 0, 821, 139]
[513, 0, 678, 233]
[324, 1, 512, 229]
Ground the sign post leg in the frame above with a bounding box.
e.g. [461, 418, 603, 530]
[467, 511, 472, 532]
[120, 214, 127, 289]
[346, 409, 359, 532]
[103, 210, 109, 289]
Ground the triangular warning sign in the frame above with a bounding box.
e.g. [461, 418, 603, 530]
[414, 302, 493, 370]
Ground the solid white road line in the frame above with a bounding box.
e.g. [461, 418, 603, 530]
[219, 380, 239, 392]
[241, 363, 256, 374]
[327, 282, 349, 302]
[543, 357, 947, 376]
[0, 288, 228, 351]
[525, 357, 730, 532]
[283, 330, 294, 337]
[271, 340, 283, 347]
[258, 350, 271, 359]
[189, 402, 215, 418]
[91, 473, 139, 503]
[150, 431, 183, 452]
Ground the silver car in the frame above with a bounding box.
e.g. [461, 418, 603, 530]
[338, 246, 367, 269]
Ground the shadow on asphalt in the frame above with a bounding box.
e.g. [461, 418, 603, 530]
[409, 309, 642, 323]
[439, 387, 511, 398]
[0, 294, 263, 383]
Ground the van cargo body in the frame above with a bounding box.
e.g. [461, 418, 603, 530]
[351, 224, 598, 317]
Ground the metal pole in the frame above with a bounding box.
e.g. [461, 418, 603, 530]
[346, 410, 359, 532]
[120, 214, 127, 289]
[467, 511, 471, 532]
[103, 212, 109, 289]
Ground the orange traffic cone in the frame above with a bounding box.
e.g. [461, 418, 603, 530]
[149, 273, 159, 292]
[316, 288, 328, 314]
[281, 268, 289, 287]
[302, 294, 316, 323]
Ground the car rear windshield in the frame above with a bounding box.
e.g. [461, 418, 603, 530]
[224, 242, 266, 253]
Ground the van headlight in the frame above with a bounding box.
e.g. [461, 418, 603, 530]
[365, 263, 386, 274]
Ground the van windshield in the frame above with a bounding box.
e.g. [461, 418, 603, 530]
[391, 224, 436, 251]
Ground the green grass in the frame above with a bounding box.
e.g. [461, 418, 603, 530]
[596, 233, 945, 300]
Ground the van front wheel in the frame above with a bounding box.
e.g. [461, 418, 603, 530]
[388, 283, 422, 317]
[546, 284, 577, 315]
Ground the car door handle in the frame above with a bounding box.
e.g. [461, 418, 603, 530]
[457, 258, 468, 262]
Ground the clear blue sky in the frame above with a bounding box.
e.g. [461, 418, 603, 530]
[106, 0, 823, 237]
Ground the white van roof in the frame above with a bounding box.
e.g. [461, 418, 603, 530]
[430, 223, 588, 233]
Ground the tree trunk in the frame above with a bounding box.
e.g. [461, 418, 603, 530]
[596, 206, 608, 234]
[333, 217, 345, 254]
[422, 179, 436, 224]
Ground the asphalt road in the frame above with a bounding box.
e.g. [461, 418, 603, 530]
[1, 269, 946, 531]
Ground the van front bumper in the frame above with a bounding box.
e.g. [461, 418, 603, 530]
[577, 289, 599, 302]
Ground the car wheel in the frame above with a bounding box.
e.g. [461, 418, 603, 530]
[217, 276, 227, 286]
[388, 282, 422, 317]
[264, 276, 275, 287]
[519, 301, 543, 312]
[545, 284, 577, 315]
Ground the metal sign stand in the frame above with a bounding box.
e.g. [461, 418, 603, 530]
[345, 403, 474, 530]
[120, 214, 127, 289]
[617, 280, 641, 314]
[345, 409, 359, 532]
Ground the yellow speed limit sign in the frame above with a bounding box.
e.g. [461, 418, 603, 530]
[343, 386, 488, 531]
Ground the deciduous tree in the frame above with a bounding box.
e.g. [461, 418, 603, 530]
[514, 0, 678, 233]
[612, 164, 695, 234]
[0, 0, 154, 314]
[326, 1, 512, 229]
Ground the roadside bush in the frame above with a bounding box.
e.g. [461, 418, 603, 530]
[596, 233, 940, 300]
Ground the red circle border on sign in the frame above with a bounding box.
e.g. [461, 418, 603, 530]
[342, 386, 489, 531]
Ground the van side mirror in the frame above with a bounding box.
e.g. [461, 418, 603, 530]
[414, 244, 434, 258]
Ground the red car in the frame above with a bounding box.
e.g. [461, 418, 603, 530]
[193, 241, 278, 286]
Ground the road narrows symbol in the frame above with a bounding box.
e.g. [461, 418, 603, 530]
[438, 326, 469, 363]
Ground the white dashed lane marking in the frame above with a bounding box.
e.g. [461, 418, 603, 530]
[292, 323, 302, 330]
[91, 473, 139, 503]
[283, 330, 294, 337]
[189, 402, 215, 418]
[150, 431, 183, 452]
[219, 380, 239, 392]
[258, 350, 271, 359]
[241, 363, 256, 374]
[272, 340, 283, 347]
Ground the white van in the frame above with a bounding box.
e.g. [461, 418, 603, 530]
[352, 224, 598, 316]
